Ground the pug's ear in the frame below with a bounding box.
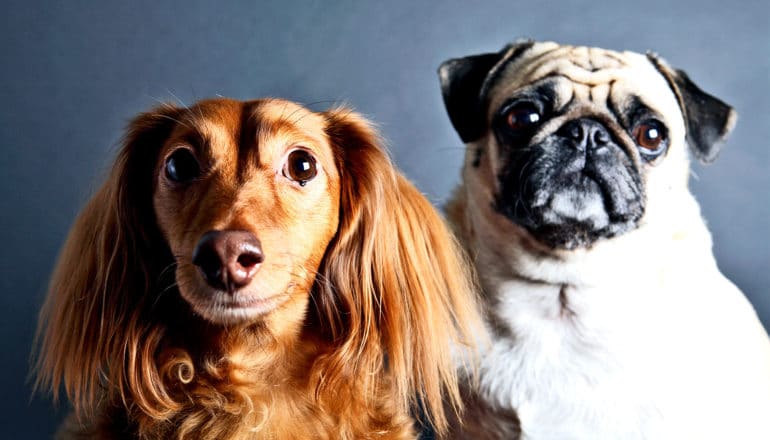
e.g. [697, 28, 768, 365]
[438, 40, 534, 143]
[647, 53, 737, 164]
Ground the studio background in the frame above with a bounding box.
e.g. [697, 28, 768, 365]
[1, 0, 767, 436]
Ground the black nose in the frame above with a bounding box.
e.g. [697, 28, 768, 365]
[559, 118, 612, 152]
[192, 230, 264, 292]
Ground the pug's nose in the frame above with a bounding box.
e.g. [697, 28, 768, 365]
[192, 230, 264, 292]
[560, 119, 611, 152]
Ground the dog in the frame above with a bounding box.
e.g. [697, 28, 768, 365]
[33, 98, 483, 439]
[438, 41, 770, 439]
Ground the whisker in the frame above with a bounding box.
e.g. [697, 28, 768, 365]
[289, 109, 321, 126]
[279, 101, 291, 122]
[299, 99, 339, 111]
[146, 95, 180, 112]
[286, 99, 341, 125]
[154, 114, 191, 129]
[283, 106, 308, 125]
[158, 261, 178, 279]
[151, 277, 182, 310]
[189, 85, 201, 104]
[166, 89, 188, 109]
[192, 95, 206, 122]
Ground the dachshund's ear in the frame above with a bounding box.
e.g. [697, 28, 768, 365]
[33, 104, 181, 419]
[438, 40, 534, 143]
[317, 109, 483, 435]
[647, 53, 737, 163]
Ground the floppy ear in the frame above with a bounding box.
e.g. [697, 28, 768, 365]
[438, 40, 533, 143]
[316, 109, 482, 435]
[33, 104, 182, 420]
[647, 53, 737, 163]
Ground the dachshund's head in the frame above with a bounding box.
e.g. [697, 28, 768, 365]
[153, 99, 341, 327]
[35, 98, 481, 436]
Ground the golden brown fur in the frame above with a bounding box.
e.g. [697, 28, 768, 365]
[34, 98, 482, 439]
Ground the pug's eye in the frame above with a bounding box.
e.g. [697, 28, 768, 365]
[282, 149, 317, 186]
[165, 148, 200, 184]
[504, 102, 541, 132]
[633, 119, 668, 157]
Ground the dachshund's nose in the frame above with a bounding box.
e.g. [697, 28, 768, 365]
[192, 230, 264, 292]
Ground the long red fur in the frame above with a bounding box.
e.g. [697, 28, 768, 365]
[33, 98, 482, 439]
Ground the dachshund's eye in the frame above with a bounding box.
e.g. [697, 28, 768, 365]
[282, 150, 318, 187]
[504, 102, 541, 133]
[633, 119, 668, 158]
[165, 148, 200, 183]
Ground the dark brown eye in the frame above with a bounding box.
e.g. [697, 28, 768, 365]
[633, 119, 668, 157]
[283, 149, 317, 186]
[505, 102, 541, 132]
[165, 148, 200, 184]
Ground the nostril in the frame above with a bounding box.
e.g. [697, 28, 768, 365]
[567, 123, 583, 141]
[593, 129, 610, 145]
[594, 127, 610, 145]
[227, 237, 263, 288]
[237, 251, 263, 269]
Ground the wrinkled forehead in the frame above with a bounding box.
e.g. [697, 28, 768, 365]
[487, 43, 681, 121]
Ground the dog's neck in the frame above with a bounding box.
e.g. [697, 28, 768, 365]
[131, 291, 332, 438]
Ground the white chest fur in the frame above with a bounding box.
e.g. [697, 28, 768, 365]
[475, 246, 770, 440]
[480, 279, 672, 439]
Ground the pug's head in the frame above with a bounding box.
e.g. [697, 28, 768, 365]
[439, 41, 736, 249]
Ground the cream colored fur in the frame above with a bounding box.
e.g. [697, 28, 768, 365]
[449, 42, 770, 439]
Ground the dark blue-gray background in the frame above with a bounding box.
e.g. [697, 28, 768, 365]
[1, 0, 767, 437]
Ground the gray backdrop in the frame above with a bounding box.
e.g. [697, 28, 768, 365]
[1, 0, 767, 436]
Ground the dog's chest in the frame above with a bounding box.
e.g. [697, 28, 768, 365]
[479, 280, 679, 439]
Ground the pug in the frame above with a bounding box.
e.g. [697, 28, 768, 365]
[439, 41, 770, 439]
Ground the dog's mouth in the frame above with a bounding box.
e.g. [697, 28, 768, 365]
[206, 291, 285, 324]
[183, 285, 290, 325]
[495, 140, 645, 249]
[174, 266, 297, 325]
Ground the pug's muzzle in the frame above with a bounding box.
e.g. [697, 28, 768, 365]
[494, 115, 644, 249]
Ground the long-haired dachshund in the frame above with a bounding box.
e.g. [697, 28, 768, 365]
[34, 98, 481, 439]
